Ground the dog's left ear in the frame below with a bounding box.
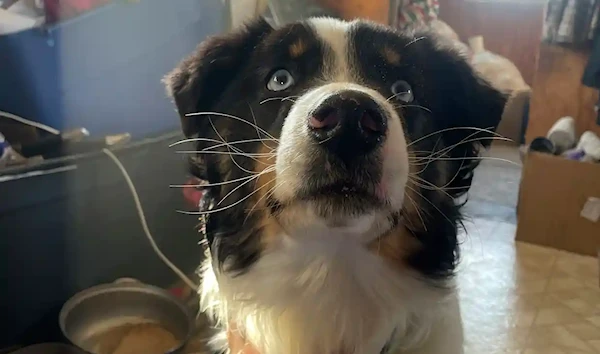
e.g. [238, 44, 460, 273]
[422, 37, 508, 146]
[415, 35, 508, 195]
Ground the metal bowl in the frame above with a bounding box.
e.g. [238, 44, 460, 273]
[9, 343, 87, 354]
[59, 282, 194, 354]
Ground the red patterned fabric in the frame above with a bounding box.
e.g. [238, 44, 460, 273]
[397, 0, 440, 29]
[43, 0, 112, 23]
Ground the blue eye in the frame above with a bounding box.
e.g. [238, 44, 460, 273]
[267, 69, 295, 91]
[391, 80, 414, 103]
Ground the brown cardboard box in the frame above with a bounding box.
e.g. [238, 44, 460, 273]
[516, 152, 600, 257]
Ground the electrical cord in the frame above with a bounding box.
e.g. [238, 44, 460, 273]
[0, 110, 61, 135]
[102, 148, 199, 290]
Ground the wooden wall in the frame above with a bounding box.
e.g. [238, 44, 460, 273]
[438, 0, 545, 86]
[527, 44, 600, 142]
[317, 0, 389, 24]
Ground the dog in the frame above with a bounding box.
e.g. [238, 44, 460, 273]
[165, 17, 506, 354]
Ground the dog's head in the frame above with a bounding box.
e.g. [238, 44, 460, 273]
[166, 18, 506, 280]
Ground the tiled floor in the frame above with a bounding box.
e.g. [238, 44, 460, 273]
[459, 219, 600, 354]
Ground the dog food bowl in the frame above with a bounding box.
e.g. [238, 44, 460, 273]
[59, 281, 195, 354]
[9, 343, 86, 354]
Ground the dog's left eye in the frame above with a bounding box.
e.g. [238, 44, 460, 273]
[390, 80, 414, 103]
[267, 69, 295, 91]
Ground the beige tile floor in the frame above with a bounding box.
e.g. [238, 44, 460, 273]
[459, 219, 600, 354]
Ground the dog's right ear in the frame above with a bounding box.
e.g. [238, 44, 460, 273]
[164, 19, 273, 137]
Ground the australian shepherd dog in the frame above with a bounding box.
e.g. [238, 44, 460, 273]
[165, 17, 506, 354]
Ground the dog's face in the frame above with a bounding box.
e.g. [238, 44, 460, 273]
[166, 18, 506, 280]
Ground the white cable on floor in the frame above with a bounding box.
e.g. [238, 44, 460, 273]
[102, 148, 199, 291]
[0, 110, 61, 135]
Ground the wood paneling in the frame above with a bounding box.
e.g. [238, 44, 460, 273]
[317, 0, 389, 24]
[439, 0, 545, 85]
[527, 44, 600, 142]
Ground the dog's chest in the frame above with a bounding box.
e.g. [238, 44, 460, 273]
[210, 231, 448, 354]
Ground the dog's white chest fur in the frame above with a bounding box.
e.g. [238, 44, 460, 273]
[200, 230, 463, 354]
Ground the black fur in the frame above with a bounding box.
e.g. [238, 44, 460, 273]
[166, 18, 507, 279]
[351, 23, 506, 278]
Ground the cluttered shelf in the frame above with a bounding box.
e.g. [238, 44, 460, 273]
[0, 0, 228, 349]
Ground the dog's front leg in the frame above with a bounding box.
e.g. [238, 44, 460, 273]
[395, 295, 464, 354]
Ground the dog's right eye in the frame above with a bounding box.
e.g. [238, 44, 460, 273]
[267, 69, 295, 91]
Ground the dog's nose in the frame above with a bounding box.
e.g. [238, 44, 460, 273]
[308, 90, 387, 156]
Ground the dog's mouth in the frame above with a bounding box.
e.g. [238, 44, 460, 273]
[270, 172, 388, 220]
[297, 180, 384, 206]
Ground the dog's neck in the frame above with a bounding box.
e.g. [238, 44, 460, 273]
[201, 226, 452, 354]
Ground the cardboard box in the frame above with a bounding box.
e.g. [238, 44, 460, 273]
[516, 152, 600, 257]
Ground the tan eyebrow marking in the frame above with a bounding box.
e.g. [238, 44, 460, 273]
[289, 39, 308, 58]
[381, 46, 401, 65]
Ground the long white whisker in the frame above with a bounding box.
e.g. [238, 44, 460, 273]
[425, 136, 514, 163]
[411, 136, 442, 175]
[397, 104, 432, 113]
[423, 128, 506, 160]
[405, 36, 426, 48]
[169, 137, 277, 148]
[175, 150, 275, 158]
[410, 156, 521, 167]
[186, 111, 278, 141]
[241, 152, 303, 219]
[217, 167, 275, 206]
[409, 176, 454, 200]
[248, 102, 275, 152]
[209, 118, 259, 173]
[259, 96, 299, 105]
[405, 193, 427, 231]
[440, 151, 468, 190]
[177, 180, 273, 215]
[386, 91, 410, 102]
[169, 174, 258, 188]
[406, 185, 454, 226]
[243, 178, 283, 225]
[407, 126, 505, 147]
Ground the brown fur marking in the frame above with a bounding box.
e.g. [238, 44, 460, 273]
[289, 39, 307, 58]
[251, 143, 283, 248]
[381, 46, 401, 65]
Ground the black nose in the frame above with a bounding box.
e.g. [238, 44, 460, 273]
[308, 90, 387, 157]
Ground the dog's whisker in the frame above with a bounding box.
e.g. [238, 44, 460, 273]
[408, 176, 455, 201]
[405, 192, 428, 231]
[177, 180, 274, 215]
[259, 96, 299, 105]
[395, 104, 433, 113]
[249, 102, 276, 152]
[209, 118, 263, 173]
[243, 178, 283, 224]
[407, 126, 505, 147]
[169, 137, 278, 148]
[186, 111, 279, 141]
[175, 150, 275, 158]
[241, 153, 303, 221]
[169, 174, 260, 188]
[407, 176, 474, 191]
[385, 91, 410, 102]
[217, 166, 276, 206]
[427, 136, 514, 162]
[410, 156, 521, 167]
[422, 128, 509, 160]
[404, 36, 426, 48]
[409, 136, 442, 175]
[440, 152, 469, 190]
[406, 185, 455, 227]
[318, 135, 335, 145]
